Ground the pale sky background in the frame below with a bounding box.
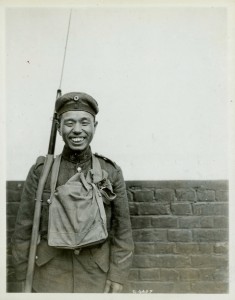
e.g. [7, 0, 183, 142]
[6, 6, 229, 180]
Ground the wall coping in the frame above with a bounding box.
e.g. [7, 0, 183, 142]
[6, 180, 228, 191]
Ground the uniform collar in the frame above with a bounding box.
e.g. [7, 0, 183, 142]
[62, 145, 92, 163]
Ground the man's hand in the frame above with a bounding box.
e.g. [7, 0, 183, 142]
[104, 279, 123, 293]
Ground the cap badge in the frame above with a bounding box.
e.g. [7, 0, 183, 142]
[73, 95, 79, 101]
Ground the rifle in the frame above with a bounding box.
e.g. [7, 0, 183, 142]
[24, 89, 61, 292]
[24, 9, 72, 292]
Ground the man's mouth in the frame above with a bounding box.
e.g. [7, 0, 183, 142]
[71, 137, 85, 143]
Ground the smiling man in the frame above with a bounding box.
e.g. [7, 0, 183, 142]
[11, 92, 134, 293]
[58, 110, 97, 150]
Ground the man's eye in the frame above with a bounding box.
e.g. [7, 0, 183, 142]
[65, 122, 74, 127]
[82, 121, 89, 126]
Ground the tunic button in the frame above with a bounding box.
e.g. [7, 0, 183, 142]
[35, 256, 38, 260]
[74, 249, 81, 255]
[77, 167, 82, 172]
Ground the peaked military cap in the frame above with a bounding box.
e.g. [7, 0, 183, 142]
[55, 92, 99, 117]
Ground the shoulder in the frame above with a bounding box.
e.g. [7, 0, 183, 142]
[94, 153, 126, 187]
[24, 155, 47, 182]
[35, 156, 46, 169]
[94, 152, 121, 171]
[31, 156, 46, 176]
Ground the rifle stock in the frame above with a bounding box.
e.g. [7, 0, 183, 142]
[24, 89, 61, 292]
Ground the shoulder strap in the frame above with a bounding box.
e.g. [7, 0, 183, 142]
[50, 154, 62, 194]
[90, 154, 103, 183]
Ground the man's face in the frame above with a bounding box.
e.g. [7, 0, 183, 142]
[58, 110, 98, 151]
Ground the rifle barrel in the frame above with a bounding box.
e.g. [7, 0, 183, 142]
[48, 89, 61, 154]
[24, 89, 61, 292]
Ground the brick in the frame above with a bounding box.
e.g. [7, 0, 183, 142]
[134, 243, 155, 255]
[7, 246, 12, 256]
[215, 190, 228, 202]
[154, 243, 175, 254]
[179, 216, 214, 228]
[179, 216, 200, 228]
[198, 243, 213, 253]
[7, 229, 15, 237]
[172, 282, 191, 293]
[191, 255, 228, 268]
[127, 191, 133, 202]
[200, 216, 214, 228]
[138, 203, 170, 215]
[176, 188, 196, 202]
[133, 255, 191, 268]
[132, 255, 152, 268]
[168, 229, 192, 242]
[7, 203, 20, 216]
[171, 203, 192, 215]
[199, 268, 215, 280]
[129, 202, 138, 215]
[7, 255, 12, 267]
[161, 255, 191, 268]
[7, 182, 24, 190]
[154, 188, 175, 202]
[178, 268, 199, 281]
[6, 234, 11, 242]
[174, 243, 199, 254]
[133, 190, 154, 202]
[160, 268, 179, 281]
[139, 268, 160, 280]
[126, 281, 174, 293]
[214, 216, 228, 228]
[200, 267, 228, 281]
[197, 189, 215, 201]
[193, 229, 228, 242]
[191, 281, 228, 293]
[6, 236, 12, 249]
[132, 229, 167, 242]
[6, 190, 22, 202]
[128, 185, 142, 191]
[7, 216, 17, 231]
[131, 216, 151, 229]
[128, 269, 139, 281]
[214, 242, 228, 254]
[7, 281, 24, 293]
[214, 268, 229, 281]
[192, 203, 228, 216]
[121, 282, 133, 293]
[151, 216, 178, 228]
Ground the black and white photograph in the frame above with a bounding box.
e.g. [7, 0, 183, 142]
[1, 0, 235, 298]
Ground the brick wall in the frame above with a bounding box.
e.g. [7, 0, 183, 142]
[7, 180, 228, 293]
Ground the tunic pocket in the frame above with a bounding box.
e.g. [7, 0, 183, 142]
[90, 241, 110, 273]
[35, 239, 61, 267]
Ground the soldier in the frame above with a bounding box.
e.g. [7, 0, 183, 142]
[11, 92, 134, 293]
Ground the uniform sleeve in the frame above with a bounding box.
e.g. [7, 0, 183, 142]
[11, 157, 44, 281]
[107, 167, 134, 284]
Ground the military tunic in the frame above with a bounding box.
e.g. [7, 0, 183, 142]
[12, 146, 134, 293]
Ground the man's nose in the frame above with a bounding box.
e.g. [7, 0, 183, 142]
[73, 122, 82, 133]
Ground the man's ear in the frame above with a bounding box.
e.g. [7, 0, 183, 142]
[94, 121, 98, 132]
